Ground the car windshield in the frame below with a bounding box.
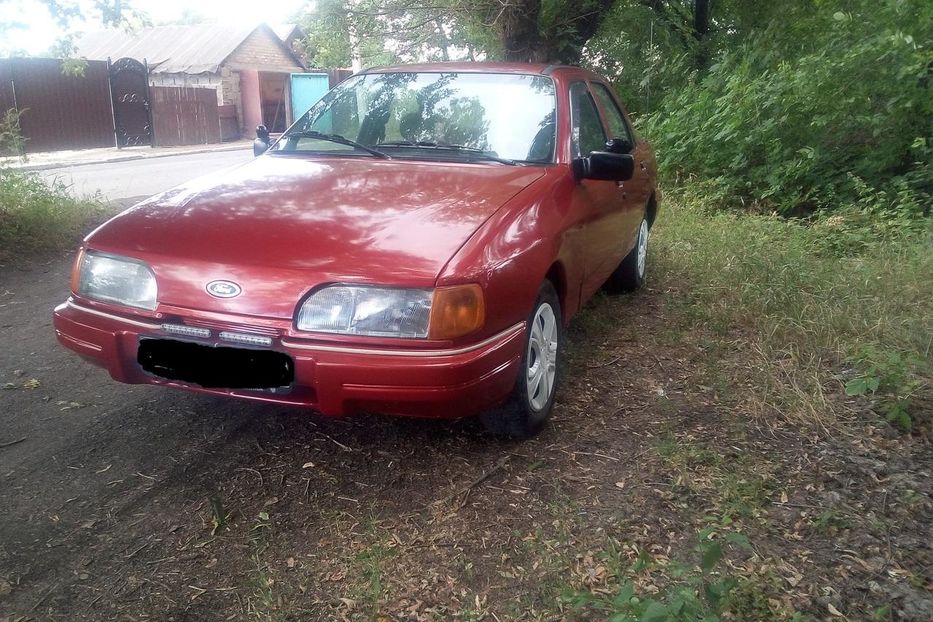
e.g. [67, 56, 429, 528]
[272, 72, 557, 164]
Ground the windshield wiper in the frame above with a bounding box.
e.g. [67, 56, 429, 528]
[376, 141, 516, 165]
[285, 130, 390, 159]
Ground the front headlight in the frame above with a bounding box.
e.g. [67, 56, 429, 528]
[75, 250, 158, 310]
[296, 284, 484, 339]
[297, 286, 433, 338]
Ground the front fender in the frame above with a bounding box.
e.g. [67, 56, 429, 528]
[437, 167, 582, 337]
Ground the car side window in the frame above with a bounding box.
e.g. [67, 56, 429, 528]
[591, 83, 635, 147]
[570, 82, 607, 158]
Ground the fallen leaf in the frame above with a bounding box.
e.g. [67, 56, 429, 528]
[22, 378, 40, 389]
[188, 585, 207, 601]
[286, 556, 296, 568]
[827, 603, 844, 617]
[615, 481, 626, 489]
[781, 490, 788, 503]
[302, 461, 315, 469]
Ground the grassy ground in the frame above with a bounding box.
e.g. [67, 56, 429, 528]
[0, 168, 104, 260]
[2, 191, 929, 621]
[653, 192, 932, 434]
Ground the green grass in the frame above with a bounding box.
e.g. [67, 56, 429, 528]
[0, 168, 104, 260]
[651, 192, 933, 431]
[342, 516, 398, 618]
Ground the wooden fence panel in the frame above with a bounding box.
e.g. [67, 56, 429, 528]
[0, 58, 114, 153]
[218, 104, 239, 141]
[150, 86, 221, 147]
[327, 69, 353, 88]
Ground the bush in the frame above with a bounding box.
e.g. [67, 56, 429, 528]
[0, 168, 104, 260]
[0, 108, 27, 157]
[642, 0, 932, 218]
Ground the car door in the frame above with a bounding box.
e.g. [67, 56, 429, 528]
[568, 81, 629, 301]
[590, 82, 651, 254]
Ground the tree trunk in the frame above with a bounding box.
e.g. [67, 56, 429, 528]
[693, 0, 711, 68]
[496, 0, 616, 64]
[694, 0, 710, 38]
[499, 0, 543, 62]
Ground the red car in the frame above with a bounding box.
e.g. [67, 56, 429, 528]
[53, 63, 658, 438]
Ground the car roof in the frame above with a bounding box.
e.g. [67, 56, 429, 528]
[361, 61, 594, 79]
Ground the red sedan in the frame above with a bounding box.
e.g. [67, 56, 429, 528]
[53, 63, 658, 438]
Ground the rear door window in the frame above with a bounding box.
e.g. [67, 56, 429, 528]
[591, 83, 635, 147]
[569, 82, 607, 158]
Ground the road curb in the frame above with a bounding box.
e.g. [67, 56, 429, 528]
[6, 143, 252, 172]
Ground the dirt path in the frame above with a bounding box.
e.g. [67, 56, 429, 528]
[1, 248, 930, 621]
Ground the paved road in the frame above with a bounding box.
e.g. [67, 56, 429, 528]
[38, 148, 254, 201]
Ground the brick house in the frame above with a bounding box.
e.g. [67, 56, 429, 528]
[77, 23, 307, 137]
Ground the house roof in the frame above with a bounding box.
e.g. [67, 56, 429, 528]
[77, 23, 301, 74]
[271, 23, 303, 44]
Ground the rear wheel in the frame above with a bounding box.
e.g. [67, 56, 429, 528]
[480, 281, 562, 439]
[607, 216, 648, 292]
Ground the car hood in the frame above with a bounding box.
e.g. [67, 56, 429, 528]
[86, 155, 545, 318]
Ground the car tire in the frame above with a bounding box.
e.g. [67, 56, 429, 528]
[607, 216, 649, 292]
[480, 281, 562, 439]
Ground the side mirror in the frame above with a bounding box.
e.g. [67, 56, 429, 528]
[605, 137, 633, 154]
[572, 151, 634, 182]
[253, 125, 270, 156]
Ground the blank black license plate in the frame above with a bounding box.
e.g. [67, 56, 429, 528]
[138, 339, 294, 389]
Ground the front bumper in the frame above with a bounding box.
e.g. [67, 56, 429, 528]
[53, 299, 525, 418]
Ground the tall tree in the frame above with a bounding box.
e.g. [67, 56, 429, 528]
[296, 0, 620, 66]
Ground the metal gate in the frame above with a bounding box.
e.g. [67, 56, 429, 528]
[108, 57, 152, 148]
[290, 73, 330, 120]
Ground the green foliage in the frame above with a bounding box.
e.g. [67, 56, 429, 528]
[640, 0, 931, 217]
[0, 168, 104, 259]
[294, 1, 615, 66]
[563, 529, 784, 622]
[0, 108, 26, 156]
[845, 345, 926, 432]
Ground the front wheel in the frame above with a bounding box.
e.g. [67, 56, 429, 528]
[607, 217, 649, 292]
[480, 281, 562, 439]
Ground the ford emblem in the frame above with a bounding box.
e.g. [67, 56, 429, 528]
[206, 280, 242, 298]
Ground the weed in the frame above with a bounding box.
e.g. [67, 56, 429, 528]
[209, 494, 230, 535]
[245, 510, 280, 621]
[0, 168, 104, 259]
[563, 528, 793, 621]
[345, 516, 398, 617]
[812, 510, 851, 533]
[0, 108, 27, 157]
[845, 345, 927, 431]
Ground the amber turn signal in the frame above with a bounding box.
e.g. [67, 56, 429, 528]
[70, 247, 86, 294]
[428, 284, 485, 340]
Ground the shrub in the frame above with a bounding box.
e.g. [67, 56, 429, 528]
[0, 168, 104, 260]
[641, 0, 932, 218]
[0, 108, 27, 157]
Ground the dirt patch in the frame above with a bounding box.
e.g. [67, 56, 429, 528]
[0, 256, 930, 621]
